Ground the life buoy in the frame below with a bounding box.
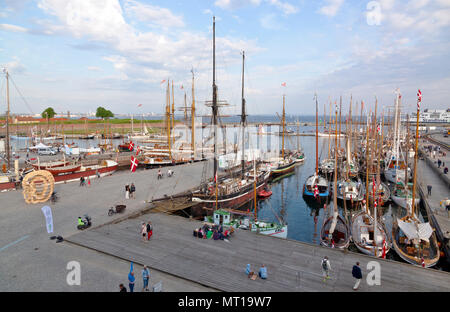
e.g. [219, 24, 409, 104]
[208, 186, 213, 193]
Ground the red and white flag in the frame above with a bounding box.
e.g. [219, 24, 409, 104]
[130, 155, 139, 172]
[137, 104, 142, 107]
[381, 239, 386, 259]
[417, 89, 422, 110]
[128, 141, 134, 151]
[214, 171, 218, 183]
[136, 145, 141, 156]
[160, 79, 166, 84]
[314, 184, 319, 198]
[281, 82, 286, 87]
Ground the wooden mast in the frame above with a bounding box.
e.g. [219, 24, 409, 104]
[241, 50, 246, 179]
[166, 80, 172, 160]
[315, 94, 318, 176]
[5, 70, 11, 170]
[282, 94, 285, 160]
[191, 69, 196, 160]
[212, 16, 219, 210]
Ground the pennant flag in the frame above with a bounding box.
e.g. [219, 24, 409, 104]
[417, 89, 422, 110]
[381, 239, 386, 259]
[41, 206, 54, 234]
[314, 184, 319, 198]
[128, 141, 134, 151]
[214, 171, 218, 183]
[130, 156, 139, 172]
[281, 82, 286, 87]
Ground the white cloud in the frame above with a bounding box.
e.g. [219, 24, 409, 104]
[2, 57, 26, 74]
[123, 0, 185, 28]
[214, 0, 297, 15]
[214, 0, 261, 10]
[318, 0, 344, 17]
[266, 0, 298, 15]
[0, 23, 28, 33]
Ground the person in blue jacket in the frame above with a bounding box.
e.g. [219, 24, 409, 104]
[258, 264, 267, 279]
[128, 262, 135, 292]
[352, 262, 363, 290]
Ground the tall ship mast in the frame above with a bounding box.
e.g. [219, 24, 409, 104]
[191, 17, 269, 210]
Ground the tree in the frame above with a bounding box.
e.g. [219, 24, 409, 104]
[42, 107, 56, 119]
[96, 107, 114, 119]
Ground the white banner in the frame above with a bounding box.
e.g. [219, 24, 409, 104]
[41, 205, 54, 234]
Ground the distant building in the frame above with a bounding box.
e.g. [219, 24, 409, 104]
[406, 109, 450, 123]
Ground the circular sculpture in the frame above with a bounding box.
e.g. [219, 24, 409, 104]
[22, 170, 55, 204]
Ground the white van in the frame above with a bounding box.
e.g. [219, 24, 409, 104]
[37, 147, 56, 155]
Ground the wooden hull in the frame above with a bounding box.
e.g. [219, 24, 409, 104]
[270, 161, 296, 178]
[192, 181, 267, 210]
[46, 165, 82, 175]
[392, 223, 440, 268]
[320, 214, 350, 249]
[351, 211, 390, 257]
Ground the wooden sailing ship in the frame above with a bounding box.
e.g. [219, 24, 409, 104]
[303, 95, 330, 199]
[391, 90, 440, 268]
[320, 104, 350, 248]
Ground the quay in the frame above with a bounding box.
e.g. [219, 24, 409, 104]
[66, 211, 450, 292]
[419, 132, 450, 264]
[0, 161, 214, 291]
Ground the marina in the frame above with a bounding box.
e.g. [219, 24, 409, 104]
[1, 1, 449, 295]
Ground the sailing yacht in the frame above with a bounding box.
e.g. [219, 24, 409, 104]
[269, 95, 296, 178]
[392, 89, 440, 268]
[303, 95, 330, 199]
[320, 105, 350, 248]
[192, 19, 270, 210]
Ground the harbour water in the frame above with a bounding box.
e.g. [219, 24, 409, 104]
[255, 135, 449, 271]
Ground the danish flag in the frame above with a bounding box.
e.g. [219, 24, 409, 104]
[130, 155, 139, 172]
[281, 82, 286, 87]
[314, 184, 319, 198]
[381, 239, 386, 259]
[128, 141, 134, 151]
[417, 89, 422, 110]
[136, 145, 141, 156]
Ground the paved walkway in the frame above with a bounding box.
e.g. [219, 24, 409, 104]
[0, 161, 215, 291]
[67, 212, 450, 292]
[418, 139, 450, 262]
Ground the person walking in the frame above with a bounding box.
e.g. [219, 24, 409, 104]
[146, 221, 153, 240]
[142, 265, 150, 291]
[438, 159, 442, 168]
[427, 185, 432, 197]
[157, 168, 162, 180]
[130, 183, 136, 199]
[352, 262, 363, 291]
[125, 184, 130, 199]
[321, 256, 331, 282]
[141, 222, 147, 242]
[128, 262, 135, 292]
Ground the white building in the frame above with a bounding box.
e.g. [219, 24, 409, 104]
[407, 109, 450, 123]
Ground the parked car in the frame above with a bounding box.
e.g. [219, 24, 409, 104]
[37, 147, 56, 156]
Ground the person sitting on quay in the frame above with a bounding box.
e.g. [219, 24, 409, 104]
[213, 229, 220, 240]
[444, 167, 448, 175]
[258, 264, 267, 279]
[246, 264, 254, 278]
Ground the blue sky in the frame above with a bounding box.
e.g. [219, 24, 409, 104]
[1, 0, 449, 117]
